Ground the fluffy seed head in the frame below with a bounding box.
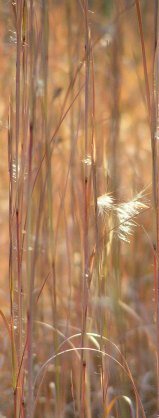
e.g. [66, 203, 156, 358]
[97, 193, 115, 215]
[82, 155, 92, 166]
[115, 192, 149, 242]
[97, 190, 149, 242]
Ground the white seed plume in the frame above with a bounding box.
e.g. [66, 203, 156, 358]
[82, 155, 92, 166]
[97, 190, 149, 243]
[97, 193, 115, 215]
[115, 192, 148, 242]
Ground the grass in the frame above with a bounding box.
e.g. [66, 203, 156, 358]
[0, 0, 158, 417]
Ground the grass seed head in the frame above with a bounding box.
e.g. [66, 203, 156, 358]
[115, 191, 149, 242]
[97, 193, 115, 215]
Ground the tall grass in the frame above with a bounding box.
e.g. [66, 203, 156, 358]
[0, 1, 158, 417]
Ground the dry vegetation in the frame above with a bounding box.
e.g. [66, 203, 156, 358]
[0, 1, 158, 417]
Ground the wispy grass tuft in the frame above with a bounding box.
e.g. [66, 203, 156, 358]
[97, 190, 149, 242]
[115, 192, 149, 242]
[97, 193, 115, 216]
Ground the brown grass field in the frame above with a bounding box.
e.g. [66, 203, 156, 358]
[0, 1, 158, 417]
